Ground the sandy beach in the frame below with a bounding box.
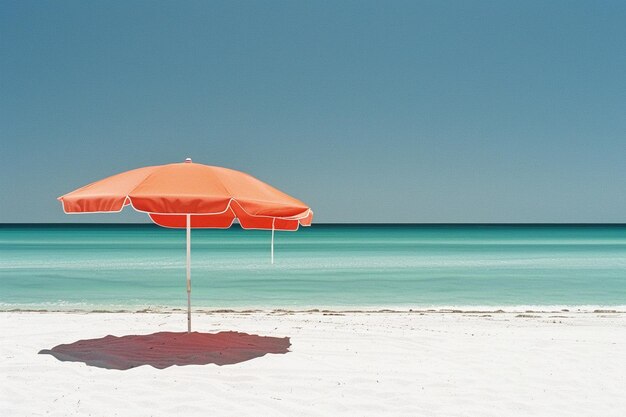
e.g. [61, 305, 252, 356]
[1, 310, 625, 416]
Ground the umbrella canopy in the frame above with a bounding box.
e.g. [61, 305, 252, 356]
[59, 158, 313, 229]
[58, 158, 313, 331]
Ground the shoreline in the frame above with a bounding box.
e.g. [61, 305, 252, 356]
[3, 305, 625, 314]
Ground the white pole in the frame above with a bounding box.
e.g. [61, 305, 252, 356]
[186, 214, 191, 333]
[271, 219, 275, 265]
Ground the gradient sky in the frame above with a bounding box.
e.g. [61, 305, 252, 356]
[1, 0, 625, 223]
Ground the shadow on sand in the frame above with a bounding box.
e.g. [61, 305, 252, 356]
[39, 331, 291, 370]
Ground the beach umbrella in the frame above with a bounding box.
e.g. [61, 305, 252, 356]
[58, 158, 313, 332]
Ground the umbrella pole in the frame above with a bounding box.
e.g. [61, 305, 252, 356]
[186, 214, 191, 333]
[271, 219, 275, 265]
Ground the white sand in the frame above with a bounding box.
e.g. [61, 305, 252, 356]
[1, 311, 625, 416]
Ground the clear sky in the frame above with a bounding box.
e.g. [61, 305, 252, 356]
[1, 0, 625, 223]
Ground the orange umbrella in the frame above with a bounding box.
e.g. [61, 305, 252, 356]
[58, 158, 313, 331]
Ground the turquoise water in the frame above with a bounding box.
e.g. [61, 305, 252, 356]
[1, 224, 625, 311]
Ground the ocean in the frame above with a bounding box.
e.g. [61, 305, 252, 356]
[1, 224, 625, 311]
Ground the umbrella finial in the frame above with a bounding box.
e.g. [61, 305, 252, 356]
[184, 157, 192, 163]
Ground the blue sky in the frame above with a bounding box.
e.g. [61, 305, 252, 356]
[1, 0, 625, 223]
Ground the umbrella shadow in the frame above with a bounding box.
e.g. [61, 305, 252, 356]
[39, 331, 291, 370]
